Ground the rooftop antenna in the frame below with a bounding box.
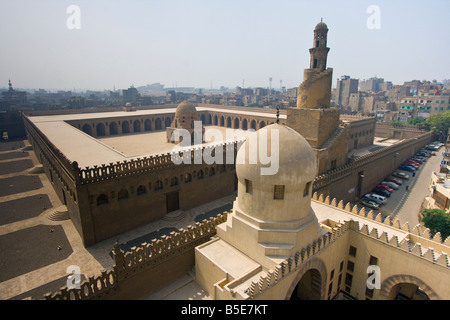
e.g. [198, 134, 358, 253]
[269, 77, 272, 90]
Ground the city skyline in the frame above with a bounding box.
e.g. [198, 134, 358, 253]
[0, 0, 449, 91]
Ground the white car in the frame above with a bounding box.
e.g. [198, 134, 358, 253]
[381, 181, 399, 190]
[364, 193, 386, 205]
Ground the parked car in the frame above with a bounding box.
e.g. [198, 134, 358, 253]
[411, 158, 423, 164]
[403, 161, 419, 169]
[399, 165, 415, 172]
[426, 145, 439, 151]
[376, 184, 393, 193]
[373, 188, 391, 197]
[385, 177, 403, 185]
[405, 159, 420, 166]
[364, 193, 386, 205]
[392, 172, 410, 180]
[414, 156, 427, 162]
[381, 181, 399, 190]
[360, 199, 380, 210]
[416, 152, 430, 157]
[406, 158, 421, 165]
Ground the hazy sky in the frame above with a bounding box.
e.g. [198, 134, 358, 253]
[0, 0, 449, 91]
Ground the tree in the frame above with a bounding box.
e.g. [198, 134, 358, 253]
[427, 111, 450, 142]
[408, 116, 427, 126]
[421, 209, 450, 241]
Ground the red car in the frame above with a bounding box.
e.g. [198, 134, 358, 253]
[405, 160, 420, 166]
[403, 161, 419, 169]
[411, 158, 423, 164]
[376, 184, 393, 193]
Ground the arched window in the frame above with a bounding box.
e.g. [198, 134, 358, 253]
[82, 124, 92, 136]
[185, 173, 192, 183]
[154, 180, 163, 190]
[96, 123, 106, 136]
[137, 185, 146, 195]
[165, 117, 171, 128]
[133, 120, 141, 132]
[170, 177, 178, 187]
[110, 122, 118, 135]
[197, 170, 204, 179]
[144, 119, 152, 131]
[96, 194, 108, 206]
[118, 188, 129, 200]
[209, 167, 215, 176]
[122, 121, 130, 134]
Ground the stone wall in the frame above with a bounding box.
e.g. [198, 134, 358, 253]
[43, 214, 228, 300]
[313, 131, 432, 201]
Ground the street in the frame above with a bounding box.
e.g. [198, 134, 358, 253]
[376, 146, 444, 226]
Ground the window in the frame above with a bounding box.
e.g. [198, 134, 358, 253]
[274, 185, 285, 200]
[347, 261, 355, 272]
[365, 286, 374, 299]
[96, 194, 108, 206]
[209, 167, 215, 176]
[118, 189, 128, 201]
[155, 180, 163, 191]
[337, 274, 342, 288]
[328, 282, 333, 296]
[137, 185, 146, 195]
[245, 179, 253, 194]
[345, 273, 353, 287]
[369, 255, 378, 266]
[339, 261, 344, 272]
[330, 269, 335, 280]
[185, 173, 192, 183]
[303, 181, 312, 197]
[349, 245, 357, 257]
[170, 177, 178, 187]
[197, 170, 204, 179]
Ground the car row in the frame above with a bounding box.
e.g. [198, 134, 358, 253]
[359, 147, 431, 210]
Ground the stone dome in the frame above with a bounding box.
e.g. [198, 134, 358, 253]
[173, 101, 199, 129]
[235, 123, 317, 222]
[315, 21, 328, 31]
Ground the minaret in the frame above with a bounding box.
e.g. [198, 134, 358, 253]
[287, 21, 348, 174]
[309, 19, 330, 72]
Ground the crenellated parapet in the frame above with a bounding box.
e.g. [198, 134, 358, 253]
[43, 213, 228, 300]
[243, 220, 352, 299]
[78, 141, 241, 185]
[113, 213, 228, 280]
[241, 193, 449, 300]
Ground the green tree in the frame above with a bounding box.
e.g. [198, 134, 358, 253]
[421, 209, 450, 241]
[427, 111, 450, 141]
[390, 121, 404, 128]
[408, 116, 427, 126]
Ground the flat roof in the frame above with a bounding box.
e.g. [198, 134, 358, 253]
[27, 107, 281, 168]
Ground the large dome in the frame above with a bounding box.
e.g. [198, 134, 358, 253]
[236, 123, 316, 187]
[235, 123, 317, 222]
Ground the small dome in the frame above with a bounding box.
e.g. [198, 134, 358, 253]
[315, 21, 328, 31]
[173, 100, 199, 129]
[175, 101, 198, 118]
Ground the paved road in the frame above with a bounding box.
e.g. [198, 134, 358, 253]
[377, 147, 444, 226]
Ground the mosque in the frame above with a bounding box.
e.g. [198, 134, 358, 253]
[22, 22, 448, 300]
